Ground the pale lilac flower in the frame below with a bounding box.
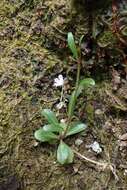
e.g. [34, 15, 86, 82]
[54, 74, 64, 87]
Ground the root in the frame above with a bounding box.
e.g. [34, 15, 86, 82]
[73, 149, 119, 181]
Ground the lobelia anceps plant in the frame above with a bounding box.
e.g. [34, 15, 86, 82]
[34, 32, 95, 165]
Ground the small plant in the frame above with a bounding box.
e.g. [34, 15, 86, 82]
[35, 109, 87, 164]
[34, 32, 95, 165]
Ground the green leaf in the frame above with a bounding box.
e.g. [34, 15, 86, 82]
[67, 32, 78, 60]
[77, 78, 95, 96]
[68, 79, 95, 119]
[57, 141, 74, 164]
[59, 123, 67, 130]
[79, 78, 95, 87]
[68, 90, 77, 118]
[42, 109, 59, 126]
[43, 125, 54, 132]
[34, 128, 58, 142]
[79, 35, 84, 47]
[43, 124, 63, 133]
[66, 123, 87, 137]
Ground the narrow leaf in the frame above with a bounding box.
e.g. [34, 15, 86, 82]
[67, 32, 78, 60]
[68, 90, 77, 118]
[34, 128, 58, 142]
[57, 141, 74, 164]
[79, 35, 84, 47]
[66, 123, 87, 137]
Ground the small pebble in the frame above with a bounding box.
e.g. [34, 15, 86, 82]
[33, 141, 39, 147]
[75, 139, 83, 146]
[95, 109, 103, 115]
[124, 169, 127, 176]
[87, 141, 102, 154]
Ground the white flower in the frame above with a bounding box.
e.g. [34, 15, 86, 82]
[54, 74, 64, 87]
[56, 101, 66, 110]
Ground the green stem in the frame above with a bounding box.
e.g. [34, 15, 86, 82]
[68, 59, 80, 124]
[62, 59, 81, 138]
[75, 60, 81, 91]
[60, 85, 64, 102]
[69, 59, 81, 120]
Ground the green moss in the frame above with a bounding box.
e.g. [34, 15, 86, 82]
[97, 31, 117, 48]
[0, 0, 127, 189]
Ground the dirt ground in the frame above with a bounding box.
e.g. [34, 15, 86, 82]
[0, 0, 127, 189]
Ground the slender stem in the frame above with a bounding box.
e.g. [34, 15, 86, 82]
[62, 59, 81, 138]
[60, 85, 64, 102]
[75, 60, 81, 91]
[57, 85, 64, 116]
[67, 59, 81, 126]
